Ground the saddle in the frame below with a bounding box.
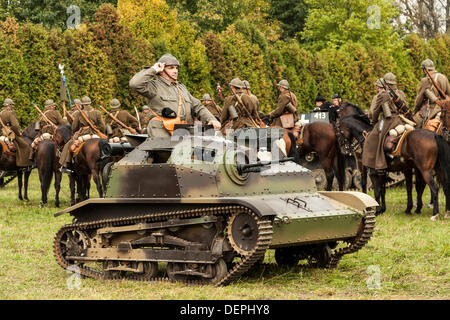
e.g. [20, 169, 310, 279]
[31, 133, 53, 150]
[69, 134, 100, 156]
[384, 129, 412, 157]
[0, 136, 16, 155]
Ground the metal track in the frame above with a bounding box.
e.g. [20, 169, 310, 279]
[53, 205, 273, 286]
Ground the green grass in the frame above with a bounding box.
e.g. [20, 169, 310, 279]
[0, 171, 448, 300]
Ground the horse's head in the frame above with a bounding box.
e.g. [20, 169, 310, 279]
[339, 114, 373, 148]
[54, 125, 73, 149]
[338, 101, 366, 119]
[22, 121, 39, 142]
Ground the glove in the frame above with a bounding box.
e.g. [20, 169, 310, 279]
[152, 62, 165, 73]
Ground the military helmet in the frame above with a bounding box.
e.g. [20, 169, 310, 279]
[375, 78, 384, 88]
[142, 105, 149, 110]
[81, 96, 92, 105]
[383, 72, 397, 85]
[421, 59, 435, 71]
[158, 53, 180, 67]
[277, 79, 289, 90]
[44, 99, 55, 107]
[201, 94, 212, 101]
[73, 98, 82, 105]
[332, 94, 341, 99]
[243, 80, 250, 90]
[3, 98, 14, 107]
[229, 78, 245, 89]
[110, 98, 121, 110]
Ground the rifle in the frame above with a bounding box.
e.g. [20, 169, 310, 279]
[422, 67, 450, 100]
[61, 101, 74, 122]
[99, 105, 138, 134]
[230, 86, 260, 128]
[380, 79, 414, 121]
[74, 104, 107, 139]
[0, 115, 14, 140]
[210, 97, 222, 116]
[33, 103, 57, 130]
[134, 106, 142, 131]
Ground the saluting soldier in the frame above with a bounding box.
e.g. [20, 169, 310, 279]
[129, 53, 220, 138]
[35, 99, 67, 135]
[362, 73, 407, 173]
[220, 78, 260, 130]
[138, 106, 151, 134]
[0, 98, 33, 167]
[268, 80, 299, 128]
[59, 96, 106, 171]
[243, 80, 260, 112]
[201, 94, 221, 120]
[105, 98, 139, 141]
[413, 59, 450, 129]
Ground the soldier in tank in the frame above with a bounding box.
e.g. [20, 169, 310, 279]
[129, 53, 220, 138]
[0, 98, 33, 167]
[201, 94, 222, 121]
[138, 105, 151, 133]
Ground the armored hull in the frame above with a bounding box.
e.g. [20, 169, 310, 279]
[53, 130, 378, 285]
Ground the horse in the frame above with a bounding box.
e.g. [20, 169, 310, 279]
[441, 100, 450, 143]
[0, 122, 38, 200]
[337, 102, 450, 220]
[282, 121, 346, 191]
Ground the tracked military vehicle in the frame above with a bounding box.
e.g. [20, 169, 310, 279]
[53, 127, 378, 286]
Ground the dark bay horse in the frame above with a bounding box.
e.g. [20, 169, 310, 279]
[0, 122, 38, 200]
[282, 121, 346, 191]
[338, 102, 450, 220]
[54, 126, 109, 203]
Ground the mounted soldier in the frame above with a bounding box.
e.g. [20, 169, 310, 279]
[65, 98, 82, 125]
[0, 98, 33, 167]
[413, 59, 450, 131]
[138, 105, 151, 134]
[268, 80, 299, 129]
[129, 53, 220, 138]
[201, 94, 222, 121]
[220, 78, 260, 131]
[243, 80, 260, 112]
[34, 99, 67, 135]
[59, 96, 106, 172]
[104, 98, 139, 143]
[362, 73, 409, 173]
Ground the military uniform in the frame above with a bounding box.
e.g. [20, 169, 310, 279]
[220, 78, 259, 130]
[201, 94, 222, 120]
[36, 100, 67, 135]
[269, 80, 300, 128]
[59, 96, 106, 167]
[0, 99, 33, 167]
[129, 54, 216, 138]
[138, 106, 151, 133]
[66, 99, 82, 125]
[243, 80, 260, 112]
[105, 99, 139, 140]
[413, 59, 450, 128]
[362, 74, 407, 170]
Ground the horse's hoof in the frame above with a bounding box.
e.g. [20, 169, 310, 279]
[405, 211, 412, 215]
[430, 215, 439, 221]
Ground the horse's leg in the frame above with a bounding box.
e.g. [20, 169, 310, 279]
[69, 173, 76, 206]
[38, 166, 46, 205]
[380, 177, 387, 214]
[415, 171, 426, 214]
[404, 168, 413, 215]
[23, 169, 30, 201]
[422, 171, 440, 220]
[17, 170, 23, 200]
[361, 166, 368, 194]
[54, 170, 62, 208]
[321, 158, 334, 191]
[92, 170, 103, 198]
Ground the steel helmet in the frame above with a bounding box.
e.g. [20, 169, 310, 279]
[277, 80, 289, 90]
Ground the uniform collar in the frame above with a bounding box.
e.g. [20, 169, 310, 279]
[158, 75, 179, 86]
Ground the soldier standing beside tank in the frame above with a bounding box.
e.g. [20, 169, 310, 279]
[129, 53, 220, 137]
[201, 94, 222, 121]
[59, 96, 106, 172]
[413, 59, 450, 129]
[0, 98, 33, 167]
[138, 106, 151, 134]
[35, 99, 67, 135]
[220, 78, 260, 131]
[268, 80, 299, 128]
[362, 73, 407, 173]
[105, 98, 139, 142]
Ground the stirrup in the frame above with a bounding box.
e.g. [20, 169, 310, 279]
[60, 167, 73, 174]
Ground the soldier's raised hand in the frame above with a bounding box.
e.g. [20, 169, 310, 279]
[152, 62, 165, 73]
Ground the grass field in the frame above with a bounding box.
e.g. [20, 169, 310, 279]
[0, 170, 448, 300]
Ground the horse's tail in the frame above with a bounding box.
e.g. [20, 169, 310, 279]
[287, 132, 300, 164]
[41, 141, 55, 199]
[334, 137, 346, 189]
[435, 134, 450, 196]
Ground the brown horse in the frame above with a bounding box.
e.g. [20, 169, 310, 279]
[0, 122, 38, 200]
[283, 121, 346, 191]
[35, 139, 62, 207]
[441, 100, 450, 143]
[338, 102, 450, 219]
